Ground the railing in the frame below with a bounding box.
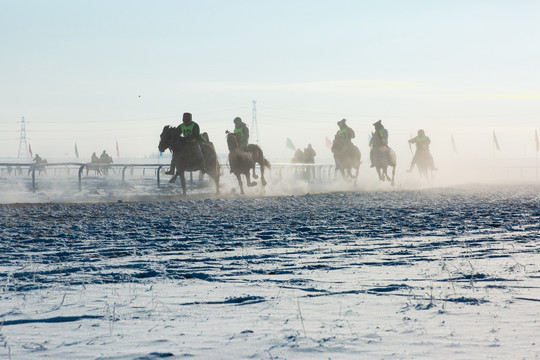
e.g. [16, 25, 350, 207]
[0, 162, 167, 192]
[0, 162, 337, 193]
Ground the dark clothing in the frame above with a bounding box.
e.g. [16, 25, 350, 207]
[408, 135, 435, 170]
[304, 147, 316, 163]
[370, 128, 388, 148]
[234, 122, 249, 149]
[409, 135, 431, 152]
[100, 152, 112, 163]
[370, 126, 389, 166]
[336, 126, 355, 143]
[180, 121, 201, 143]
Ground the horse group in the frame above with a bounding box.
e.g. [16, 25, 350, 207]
[331, 135, 397, 186]
[158, 126, 270, 196]
[158, 126, 400, 196]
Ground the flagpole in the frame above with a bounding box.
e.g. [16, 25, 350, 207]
[534, 129, 540, 181]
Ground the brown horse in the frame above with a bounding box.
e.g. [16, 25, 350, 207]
[226, 133, 270, 195]
[158, 125, 220, 195]
[246, 144, 270, 186]
[371, 145, 397, 186]
[331, 135, 361, 184]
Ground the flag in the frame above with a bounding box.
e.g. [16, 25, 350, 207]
[535, 130, 539, 152]
[325, 136, 332, 149]
[286, 137, 296, 151]
[492, 131, 501, 151]
[29, 143, 33, 158]
[74, 142, 79, 159]
[451, 134, 457, 153]
[116, 141, 120, 158]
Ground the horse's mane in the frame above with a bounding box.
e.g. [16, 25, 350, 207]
[226, 132, 239, 150]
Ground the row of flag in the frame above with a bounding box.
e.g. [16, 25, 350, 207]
[28, 141, 120, 159]
[287, 130, 540, 153]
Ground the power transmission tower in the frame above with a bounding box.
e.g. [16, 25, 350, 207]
[17, 116, 30, 159]
[251, 100, 259, 144]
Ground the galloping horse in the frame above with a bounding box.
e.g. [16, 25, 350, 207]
[86, 157, 113, 176]
[371, 145, 397, 185]
[27, 159, 48, 176]
[158, 125, 220, 195]
[332, 135, 361, 184]
[414, 151, 435, 179]
[226, 132, 270, 195]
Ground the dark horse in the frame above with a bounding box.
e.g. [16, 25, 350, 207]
[158, 125, 220, 195]
[413, 151, 435, 179]
[331, 135, 361, 184]
[226, 132, 270, 195]
[371, 145, 397, 185]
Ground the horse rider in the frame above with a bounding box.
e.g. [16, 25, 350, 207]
[369, 119, 389, 167]
[336, 119, 355, 144]
[91, 152, 99, 163]
[200, 132, 215, 149]
[165, 112, 206, 176]
[303, 144, 316, 164]
[100, 150, 112, 163]
[292, 149, 304, 163]
[33, 154, 43, 163]
[406, 129, 437, 172]
[233, 117, 250, 151]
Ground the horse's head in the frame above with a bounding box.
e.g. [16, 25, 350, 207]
[158, 125, 174, 153]
[226, 132, 239, 151]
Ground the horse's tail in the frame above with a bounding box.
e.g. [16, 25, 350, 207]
[263, 158, 271, 169]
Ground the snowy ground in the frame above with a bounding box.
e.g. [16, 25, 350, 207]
[1, 179, 539, 359]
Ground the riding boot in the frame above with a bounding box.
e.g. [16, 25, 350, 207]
[165, 160, 175, 175]
[200, 158, 207, 174]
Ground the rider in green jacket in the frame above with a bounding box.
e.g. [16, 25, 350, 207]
[406, 129, 437, 172]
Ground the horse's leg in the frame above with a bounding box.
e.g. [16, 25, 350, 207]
[246, 171, 257, 187]
[234, 173, 244, 195]
[353, 166, 359, 186]
[251, 152, 259, 179]
[251, 162, 258, 179]
[179, 171, 187, 195]
[259, 160, 267, 186]
[376, 168, 384, 181]
[391, 166, 396, 186]
[208, 168, 220, 194]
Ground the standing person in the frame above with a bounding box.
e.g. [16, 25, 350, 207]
[303, 143, 317, 179]
[407, 129, 437, 172]
[303, 144, 316, 163]
[233, 117, 250, 150]
[369, 120, 389, 167]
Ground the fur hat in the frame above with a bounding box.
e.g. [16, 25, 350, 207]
[233, 117, 242, 124]
[373, 119, 382, 127]
[182, 112, 192, 123]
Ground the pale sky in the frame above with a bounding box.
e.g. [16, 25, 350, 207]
[1, 0, 539, 162]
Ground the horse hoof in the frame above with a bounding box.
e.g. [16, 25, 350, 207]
[169, 178, 176, 184]
[252, 174, 259, 179]
[247, 182, 257, 187]
[262, 180, 267, 186]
